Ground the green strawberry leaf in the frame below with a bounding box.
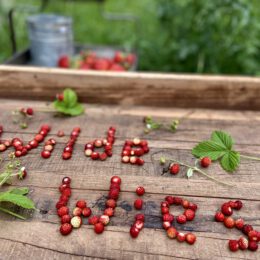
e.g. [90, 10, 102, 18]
[0, 192, 35, 209]
[211, 131, 233, 150]
[8, 187, 29, 195]
[220, 151, 240, 172]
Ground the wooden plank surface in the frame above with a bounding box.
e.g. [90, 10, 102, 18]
[0, 99, 259, 260]
[1, 65, 260, 110]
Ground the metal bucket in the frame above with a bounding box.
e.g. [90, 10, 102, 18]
[27, 14, 74, 67]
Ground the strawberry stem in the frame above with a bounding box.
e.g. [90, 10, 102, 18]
[240, 154, 260, 161]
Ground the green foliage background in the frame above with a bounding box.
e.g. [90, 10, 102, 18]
[1, 0, 260, 75]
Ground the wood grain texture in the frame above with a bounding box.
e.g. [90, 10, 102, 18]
[1, 65, 260, 110]
[0, 99, 259, 260]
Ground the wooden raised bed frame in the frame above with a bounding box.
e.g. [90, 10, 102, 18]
[0, 65, 259, 260]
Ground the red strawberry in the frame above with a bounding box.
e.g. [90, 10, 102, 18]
[169, 163, 180, 175]
[235, 218, 244, 230]
[73, 207, 82, 216]
[110, 63, 125, 71]
[238, 237, 248, 250]
[200, 157, 211, 167]
[162, 213, 174, 223]
[165, 196, 174, 205]
[182, 200, 190, 209]
[58, 55, 70, 68]
[228, 240, 239, 252]
[62, 188, 71, 197]
[114, 51, 125, 63]
[104, 207, 114, 217]
[248, 241, 258, 251]
[135, 214, 145, 222]
[215, 212, 225, 222]
[167, 227, 178, 239]
[60, 223, 72, 235]
[94, 222, 104, 234]
[188, 202, 198, 211]
[134, 220, 144, 230]
[99, 215, 110, 226]
[177, 232, 186, 242]
[106, 199, 117, 208]
[234, 200, 243, 210]
[161, 207, 169, 215]
[56, 200, 67, 209]
[82, 207, 92, 217]
[173, 197, 183, 205]
[26, 107, 33, 116]
[161, 201, 169, 208]
[88, 215, 99, 225]
[136, 186, 145, 196]
[242, 224, 253, 235]
[125, 53, 136, 65]
[108, 189, 119, 200]
[185, 233, 196, 245]
[224, 217, 235, 229]
[163, 221, 171, 230]
[57, 206, 69, 217]
[76, 200, 87, 209]
[248, 230, 259, 242]
[130, 226, 139, 238]
[61, 214, 71, 224]
[134, 199, 143, 210]
[79, 63, 90, 70]
[184, 209, 195, 221]
[176, 214, 187, 224]
[221, 203, 233, 216]
[93, 58, 110, 71]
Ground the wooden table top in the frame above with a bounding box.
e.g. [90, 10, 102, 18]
[0, 99, 259, 260]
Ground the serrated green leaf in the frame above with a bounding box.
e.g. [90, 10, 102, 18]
[192, 141, 227, 160]
[220, 151, 240, 172]
[0, 193, 35, 209]
[8, 187, 29, 195]
[211, 131, 233, 150]
[186, 168, 194, 178]
[63, 88, 78, 108]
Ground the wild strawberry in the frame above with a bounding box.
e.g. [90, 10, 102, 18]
[136, 186, 145, 196]
[125, 53, 136, 65]
[76, 200, 87, 209]
[242, 224, 253, 235]
[228, 240, 239, 252]
[111, 176, 121, 185]
[56, 200, 66, 209]
[62, 188, 71, 197]
[162, 213, 174, 223]
[188, 203, 198, 211]
[215, 212, 225, 222]
[169, 163, 180, 175]
[100, 153, 108, 161]
[114, 51, 125, 63]
[161, 201, 169, 208]
[82, 207, 92, 217]
[135, 214, 145, 222]
[73, 207, 82, 216]
[58, 55, 70, 68]
[57, 206, 69, 217]
[238, 237, 248, 250]
[235, 218, 244, 230]
[61, 214, 71, 224]
[163, 221, 171, 230]
[94, 222, 104, 234]
[62, 177, 71, 185]
[99, 215, 110, 226]
[41, 150, 51, 159]
[182, 200, 190, 209]
[248, 230, 258, 242]
[167, 227, 178, 239]
[134, 199, 143, 210]
[130, 226, 139, 238]
[70, 216, 82, 228]
[185, 233, 196, 245]
[60, 223, 72, 235]
[234, 200, 243, 210]
[177, 232, 186, 242]
[57, 130, 65, 137]
[122, 156, 130, 163]
[0, 144, 6, 152]
[228, 201, 237, 208]
[91, 152, 99, 160]
[59, 183, 70, 192]
[134, 220, 144, 230]
[224, 217, 235, 229]
[161, 207, 169, 214]
[108, 189, 119, 200]
[106, 199, 116, 208]
[133, 138, 141, 145]
[104, 207, 114, 217]
[165, 196, 174, 205]
[184, 209, 195, 221]
[88, 215, 99, 225]
[248, 241, 258, 251]
[173, 197, 183, 205]
[200, 157, 211, 167]
[177, 215, 187, 224]
[93, 58, 110, 71]
[221, 203, 233, 216]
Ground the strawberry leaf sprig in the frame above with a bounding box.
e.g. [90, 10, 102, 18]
[160, 157, 233, 186]
[192, 130, 260, 173]
[53, 88, 84, 116]
[144, 116, 179, 134]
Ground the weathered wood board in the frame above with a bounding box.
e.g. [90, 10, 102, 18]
[0, 99, 259, 260]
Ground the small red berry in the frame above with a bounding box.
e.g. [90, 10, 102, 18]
[165, 196, 174, 205]
[106, 199, 116, 208]
[200, 157, 211, 168]
[71, 216, 82, 228]
[88, 215, 99, 225]
[61, 214, 71, 224]
[238, 237, 248, 250]
[169, 163, 180, 175]
[82, 207, 92, 217]
[59, 195, 69, 203]
[41, 150, 51, 159]
[104, 207, 114, 217]
[177, 232, 186, 242]
[136, 186, 145, 196]
[242, 224, 253, 235]
[176, 214, 187, 224]
[60, 223, 72, 235]
[161, 207, 169, 215]
[163, 221, 171, 230]
[76, 200, 87, 209]
[111, 176, 121, 185]
[108, 189, 119, 200]
[248, 230, 258, 242]
[73, 207, 82, 216]
[248, 241, 258, 251]
[173, 197, 183, 205]
[26, 107, 34, 116]
[185, 233, 196, 245]
[99, 153, 108, 161]
[229, 240, 239, 252]
[59, 183, 70, 192]
[161, 201, 169, 208]
[167, 227, 178, 239]
[130, 226, 139, 238]
[62, 188, 72, 197]
[182, 200, 190, 209]
[62, 151, 72, 160]
[224, 217, 235, 229]
[99, 215, 110, 226]
[57, 130, 65, 137]
[135, 214, 145, 222]
[136, 158, 144, 166]
[184, 209, 195, 221]
[62, 177, 71, 185]
[57, 206, 69, 217]
[134, 199, 143, 210]
[221, 203, 233, 216]
[0, 144, 6, 152]
[215, 212, 225, 222]
[234, 200, 243, 210]
[134, 220, 144, 230]
[162, 213, 174, 223]
[29, 139, 38, 148]
[56, 93, 64, 101]
[235, 218, 244, 230]
[56, 201, 66, 209]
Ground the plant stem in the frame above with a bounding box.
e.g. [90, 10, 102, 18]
[240, 154, 260, 161]
[0, 206, 25, 220]
[168, 159, 234, 187]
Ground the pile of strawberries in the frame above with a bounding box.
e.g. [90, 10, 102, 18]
[58, 51, 136, 72]
[121, 138, 149, 166]
[215, 200, 259, 252]
[84, 126, 116, 161]
[161, 196, 198, 245]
